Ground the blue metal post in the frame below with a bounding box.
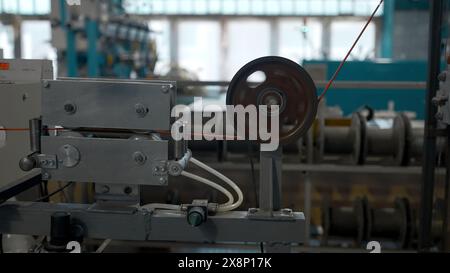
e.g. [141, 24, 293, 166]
[86, 19, 99, 77]
[59, 0, 78, 77]
[381, 0, 395, 58]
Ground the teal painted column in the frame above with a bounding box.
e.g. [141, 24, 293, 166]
[381, 0, 395, 58]
[86, 19, 99, 77]
[59, 0, 78, 77]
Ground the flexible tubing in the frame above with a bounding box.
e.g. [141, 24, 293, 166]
[189, 157, 244, 212]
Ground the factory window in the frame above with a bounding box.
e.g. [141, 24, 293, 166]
[0, 0, 50, 15]
[123, 0, 384, 17]
[0, 24, 14, 58]
[278, 19, 323, 63]
[225, 20, 271, 79]
[149, 20, 171, 76]
[151, 17, 380, 81]
[178, 21, 221, 81]
[330, 20, 376, 60]
[21, 20, 55, 60]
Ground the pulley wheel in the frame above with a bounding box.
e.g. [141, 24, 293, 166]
[227, 56, 318, 145]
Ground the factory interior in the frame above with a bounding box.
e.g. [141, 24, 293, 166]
[1, 0, 450, 255]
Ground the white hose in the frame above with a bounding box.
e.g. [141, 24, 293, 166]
[181, 171, 234, 207]
[189, 157, 244, 212]
[140, 158, 244, 213]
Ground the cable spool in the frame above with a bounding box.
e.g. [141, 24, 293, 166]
[367, 198, 412, 249]
[226, 56, 318, 145]
[406, 119, 446, 164]
[362, 114, 407, 166]
[322, 198, 369, 246]
[408, 121, 424, 163]
[317, 113, 365, 165]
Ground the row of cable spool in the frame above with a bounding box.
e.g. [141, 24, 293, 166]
[301, 112, 446, 166]
[322, 197, 445, 250]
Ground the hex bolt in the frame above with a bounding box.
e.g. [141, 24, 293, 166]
[171, 165, 181, 175]
[133, 152, 147, 165]
[64, 103, 77, 115]
[42, 172, 51, 180]
[159, 177, 168, 185]
[249, 208, 258, 214]
[432, 95, 449, 106]
[43, 81, 50, 88]
[161, 85, 172, 94]
[124, 186, 133, 195]
[134, 103, 149, 118]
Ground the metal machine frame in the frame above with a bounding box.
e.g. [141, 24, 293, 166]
[0, 67, 305, 252]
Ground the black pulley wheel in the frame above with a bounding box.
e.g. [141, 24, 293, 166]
[226, 56, 318, 145]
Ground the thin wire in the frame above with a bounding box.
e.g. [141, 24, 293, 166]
[58, 181, 69, 202]
[34, 182, 74, 202]
[318, 0, 384, 102]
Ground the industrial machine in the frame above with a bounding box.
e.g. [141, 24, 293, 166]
[0, 59, 53, 201]
[0, 56, 319, 253]
[51, 0, 157, 78]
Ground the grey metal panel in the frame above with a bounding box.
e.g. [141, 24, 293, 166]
[0, 82, 42, 190]
[0, 59, 53, 83]
[41, 136, 168, 186]
[149, 210, 305, 243]
[0, 202, 150, 241]
[42, 79, 174, 131]
[0, 202, 305, 243]
[0, 59, 52, 191]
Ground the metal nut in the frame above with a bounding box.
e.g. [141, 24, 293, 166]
[161, 85, 173, 94]
[171, 165, 181, 174]
[133, 152, 147, 165]
[432, 95, 448, 106]
[135, 103, 149, 118]
[159, 177, 168, 185]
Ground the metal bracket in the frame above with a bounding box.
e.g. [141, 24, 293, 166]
[435, 69, 450, 125]
[37, 154, 58, 169]
[247, 208, 296, 221]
